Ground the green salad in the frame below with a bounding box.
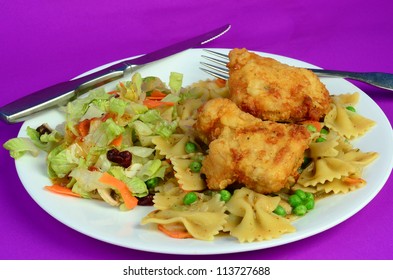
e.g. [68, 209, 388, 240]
[3, 72, 220, 211]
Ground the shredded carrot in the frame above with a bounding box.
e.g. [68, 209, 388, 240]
[101, 113, 116, 122]
[302, 120, 323, 132]
[143, 99, 175, 109]
[158, 224, 193, 239]
[107, 90, 119, 95]
[98, 172, 138, 210]
[45, 184, 81, 198]
[110, 134, 123, 147]
[146, 96, 166, 101]
[343, 177, 366, 186]
[149, 90, 167, 99]
[215, 78, 226, 88]
[76, 119, 91, 137]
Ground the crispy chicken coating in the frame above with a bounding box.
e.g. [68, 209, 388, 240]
[194, 97, 261, 144]
[194, 98, 311, 194]
[227, 48, 331, 123]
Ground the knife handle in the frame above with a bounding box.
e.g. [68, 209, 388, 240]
[0, 64, 127, 124]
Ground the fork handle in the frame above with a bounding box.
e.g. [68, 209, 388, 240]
[309, 69, 393, 91]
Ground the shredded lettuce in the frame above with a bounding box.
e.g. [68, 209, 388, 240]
[132, 120, 154, 138]
[127, 102, 148, 115]
[137, 159, 165, 181]
[84, 118, 125, 147]
[48, 143, 84, 178]
[169, 72, 183, 93]
[154, 120, 178, 138]
[161, 93, 181, 103]
[3, 137, 40, 159]
[139, 109, 162, 123]
[118, 73, 143, 101]
[109, 166, 148, 197]
[85, 147, 108, 170]
[26, 126, 62, 152]
[4, 71, 192, 210]
[126, 146, 155, 158]
[80, 104, 106, 121]
[108, 97, 128, 117]
[72, 88, 110, 113]
[69, 168, 108, 192]
[66, 88, 110, 134]
[137, 109, 177, 138]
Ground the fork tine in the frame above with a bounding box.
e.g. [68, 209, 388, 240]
[203, 49, 229, 60]
[201, 55, 228, 66]
[201, 49, 230, 80]
[200, 62, 229, 74]
[200, 67, 229, 80]
[200, 62, 229, 80]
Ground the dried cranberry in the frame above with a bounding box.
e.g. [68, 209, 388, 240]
[137, 194, 154, 206]
[36, 124, 52, 136]
[106, 148, 132, 168]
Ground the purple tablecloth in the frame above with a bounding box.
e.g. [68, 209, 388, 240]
[1, 0, 392, 260]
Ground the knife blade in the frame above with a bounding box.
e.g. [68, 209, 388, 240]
[0, 24, 231, 124]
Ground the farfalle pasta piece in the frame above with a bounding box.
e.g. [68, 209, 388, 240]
[297, 157, 357, 187]
[176, 99, 204, 134]
[291, 183, 318, 194]
[153, 134, 190, 158]
[335, 92, 360, 105]
[316, 176, 367, 194]
[177, 99, 204, 121]
[186, 79, 229, 101]
[338, 149, 379, 168]
[308, 132, 340, 158]
[141, 194, 227, 241]
[324, 94, 375, 139]
[171, 157, 206, 191]
[223, 188, 295, 242]
[335, 136, 354, 156]
[153, 179, 184, 210]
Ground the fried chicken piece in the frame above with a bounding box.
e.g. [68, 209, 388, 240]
[194, 97, 261, 144]
[227, 48, 331, 123]
[194, 98, 310, 194]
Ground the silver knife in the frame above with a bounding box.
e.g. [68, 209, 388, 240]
[0, 24, 231, 124]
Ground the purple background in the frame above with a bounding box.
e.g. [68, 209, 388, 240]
[1, 0, 392, 260]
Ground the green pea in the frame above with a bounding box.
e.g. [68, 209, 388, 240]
[294, 189, 307, 201]
[288, 194, 302, 208]
[183, 192, 198, 205]
[315, 137, 326, 143]
[219, 189, 232, 202]
[320, 128, 329, 135]
[306, 124, 317, 133]
[185, 141, 197, 153]
[293, 205, 308, 216]
[273, 205, 287, 217]
[304, 192, 314, 201]
[346, 106, 356, 112]
[304, 199, 315, 210]
[145, 177, 159, 189]
[189, 161, 202, 173]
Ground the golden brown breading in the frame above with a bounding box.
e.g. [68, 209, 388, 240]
[194, 97, 261, 144]
[227, 48, 331, 123]
[194, 98, 310, 194]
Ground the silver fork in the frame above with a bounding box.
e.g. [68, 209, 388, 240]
[200, 49, 393, 91]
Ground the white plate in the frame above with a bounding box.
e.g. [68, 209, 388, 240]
[15, 48, 393, 255]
